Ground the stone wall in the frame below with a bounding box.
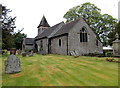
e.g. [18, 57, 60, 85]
[68, 18, 103, 55]
[24, 45, 34, 50]
[22, 38, 34, 50]
[35, 18, 103, 56]
[36, 38, 48, 54]
[50, 35, 68, 55]
[113, 39, 120, 56]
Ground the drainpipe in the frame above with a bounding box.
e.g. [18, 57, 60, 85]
[67, 35, 68, 55]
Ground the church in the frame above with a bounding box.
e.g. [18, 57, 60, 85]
[22, 16, 103, 56]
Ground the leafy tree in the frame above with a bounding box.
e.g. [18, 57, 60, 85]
[1, 5, 27, 49]
[2, 5, 16, 49]
[108, 21, 120, 46]
[116, 21, 120, 38]
[63, 2, 117, 46]
[14, 30, 27, 49]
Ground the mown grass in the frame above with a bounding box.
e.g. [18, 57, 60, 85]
[1, 54, 119, 86]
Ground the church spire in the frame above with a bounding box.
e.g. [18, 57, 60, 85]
[37, 16, 50, 28]
[37, 16, 50, 35]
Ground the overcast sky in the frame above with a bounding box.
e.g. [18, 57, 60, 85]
[1, 0, 120, 38]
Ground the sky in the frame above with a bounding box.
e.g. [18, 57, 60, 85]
[1, 0, 120, 38]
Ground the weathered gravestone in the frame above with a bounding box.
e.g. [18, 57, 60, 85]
[5, 49, 21, 74]
[21, 51, 27, 57]
[17, 50, 22, 55]
[113, 33, 120, 57]
[28, 50, 34, 57]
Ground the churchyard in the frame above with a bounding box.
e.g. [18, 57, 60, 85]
[1, 52, 119, 86]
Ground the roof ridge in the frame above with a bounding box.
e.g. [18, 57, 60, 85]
[37, 16, 50, 28]
[35, 22, 65, 40]
[51, 18, 81, 38]
[48, 22, 65, 38]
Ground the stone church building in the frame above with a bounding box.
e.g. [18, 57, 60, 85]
[22, 16, 103, 56]
[22, 38, 34, 50]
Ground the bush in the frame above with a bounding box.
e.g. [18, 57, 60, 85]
[97, 53, 105, 57]
[105, 51, 113, 57]
[2, 50, 9, 57]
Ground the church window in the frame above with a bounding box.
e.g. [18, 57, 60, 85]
[59, 39, 62, 47]
[96, 40, 99, 46]
[80, 27, 88, 42]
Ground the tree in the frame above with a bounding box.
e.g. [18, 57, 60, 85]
[108, 21, 120, 46]
[63, 2, 117, 46]
[14, 30, 27, 49]
[2, 5, 27, 49]
[116, 21, 120, 38]
[2, 5, 16, 49]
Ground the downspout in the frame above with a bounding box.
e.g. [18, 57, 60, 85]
[67, 35, 68, 55]
[48, 38, 51, 54]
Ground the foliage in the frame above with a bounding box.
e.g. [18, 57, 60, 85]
[14, 31, 27, 49]
[63, 2, 117, 46]
[108, 21, 120, 45]
[116, 21, 120, 37]
[2, 5, 27, 49]
[2, 5, 16, 49]
[105, 51, 113, 57]
[108, 30, 116, 46]
[2, 54, 118, 86]
[1, 50, 9, 57]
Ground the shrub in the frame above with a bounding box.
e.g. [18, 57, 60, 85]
[105, 51, 113, 57]
[2, 50, 9, 57]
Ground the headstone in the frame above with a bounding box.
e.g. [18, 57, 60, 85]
[113, 33, 120, 56]
[5, 55, 21, 74]
[70, 51, 74, 56]
[21, 51, 27, 57]
[28, 50, 33, 57]
[74, 50, 79, 56]
[17, 50, 22, 55]
[10, 48, 16, 55]
[70, 51, 78, 56]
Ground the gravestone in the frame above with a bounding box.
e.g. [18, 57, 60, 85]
[113, 33, 120, 56]
[10, 48, 16, 55]
[17, 50, 22, 55]
[70, 51, 77, 56]
[28, 50, 34, 57]
[74, 50, 79, 56]
[21, 51, 27, 57]
[5, 49, 21, 74]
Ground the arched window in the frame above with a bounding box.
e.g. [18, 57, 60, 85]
[80, 27, 88, 42]
[96, 40, 98, 46]
[59, 39, 62, 47]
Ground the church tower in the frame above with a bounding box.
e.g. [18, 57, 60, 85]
[37, 16, 50, 35]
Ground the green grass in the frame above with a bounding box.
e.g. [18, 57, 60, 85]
[1, 54, 119, 86]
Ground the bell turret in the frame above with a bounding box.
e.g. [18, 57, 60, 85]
[37, 16, 50, 35]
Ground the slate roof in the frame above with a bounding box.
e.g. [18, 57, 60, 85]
[24, 38, 34, 45]
[35, 22, 64, 40]
[51, 18, 81, 38]
[37, 16, 50, 28]
[35, 17, 99, 41]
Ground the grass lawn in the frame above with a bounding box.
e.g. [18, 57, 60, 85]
[1, 54, 119, 86]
